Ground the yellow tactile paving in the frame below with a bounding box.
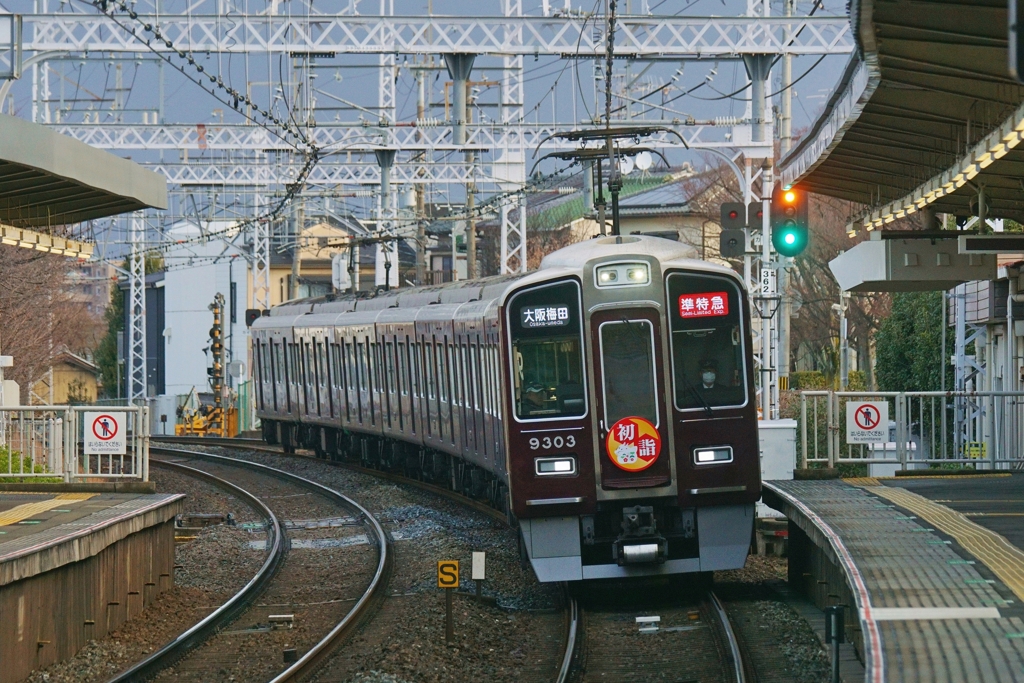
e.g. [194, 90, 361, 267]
[0, 493, 96, 527]
[844, 477, 882, 487]
[964, 512, 1024, 517]
[852, 483, 1024, 603]
[886, 473, 1011, 480]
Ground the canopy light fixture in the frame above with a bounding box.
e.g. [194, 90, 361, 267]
[846, 102, 1024, 236]
[0, 224, 95, 260]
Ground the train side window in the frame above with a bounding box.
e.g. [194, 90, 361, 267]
[468, 344, 475, 409]
[490, 345, 499, 416]
[398, 342, 409, 396]
[444, 340, 454, 404]
[474, 343, 483, 412]
[342, 337, 350, 387]
[436, 341, 446, 402]
[478, 343, 488, 415]
[320, 339, 329, 387]
[356, 342, 366, 391]
[410, 341, 420, 399]
[461, 344, 468, 408]
[451, 343, 461, 407]
[425, 342, 436, 399]
[385, 341, 396, 394]
[666, 272, 748, 411]
[507, 280, 586, 420]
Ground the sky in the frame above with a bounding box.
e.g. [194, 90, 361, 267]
[0, 0, 853, 258]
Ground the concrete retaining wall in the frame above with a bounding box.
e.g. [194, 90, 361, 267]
[0, 519, 177, 683]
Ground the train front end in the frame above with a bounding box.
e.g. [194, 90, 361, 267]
[504, 236, 760, 582]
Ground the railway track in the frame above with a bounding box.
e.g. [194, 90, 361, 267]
[559, 585, 748, 683]
[154, 435, 576, 682]
[108, 446, 391, 683]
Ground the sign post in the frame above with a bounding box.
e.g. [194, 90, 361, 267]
[437, 560, 459, 645]
[472, 551, 485, 601]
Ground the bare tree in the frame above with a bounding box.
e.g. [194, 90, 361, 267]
[788, 195, 891, 385]
[0, 246, 103, 402]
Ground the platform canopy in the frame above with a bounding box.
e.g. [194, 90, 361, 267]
[779, 0, 1024, 230]
[0, 113, 167, 228]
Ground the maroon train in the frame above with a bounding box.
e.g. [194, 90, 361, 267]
[251, 235, 761, 581]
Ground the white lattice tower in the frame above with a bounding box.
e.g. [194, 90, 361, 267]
[128, 211, 148, 403]
[499, 0, 527, 274]
[252, 193, 271, 310]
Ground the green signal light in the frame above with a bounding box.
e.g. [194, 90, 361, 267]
[772, 224, 808, 257]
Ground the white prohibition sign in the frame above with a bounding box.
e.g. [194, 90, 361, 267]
[846, 401, 888, 444]
[84, 411, 127, 455]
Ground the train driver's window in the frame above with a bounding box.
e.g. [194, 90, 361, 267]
[666, 272, 747, 410]
[507, 280, 586, 420]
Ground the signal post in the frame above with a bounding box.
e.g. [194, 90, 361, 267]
[720, 171, 809, 419]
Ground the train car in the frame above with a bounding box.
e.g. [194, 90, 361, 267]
[251, 235, 761, 582]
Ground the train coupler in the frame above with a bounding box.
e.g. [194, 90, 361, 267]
[613, 505, 667, 565]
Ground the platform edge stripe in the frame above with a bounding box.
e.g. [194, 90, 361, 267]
[762, 482, 884, 683]
[869, 607, 1001, 620]
[863, 485, 1024, 604]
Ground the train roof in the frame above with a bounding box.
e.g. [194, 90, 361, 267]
[257, 235, 741, 333]
[539, 234, 699, 269]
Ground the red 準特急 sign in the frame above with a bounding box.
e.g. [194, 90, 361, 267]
[678, 292, 728, 319]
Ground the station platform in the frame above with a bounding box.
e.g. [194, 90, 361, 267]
[764, 474, 1024, 683]
[0, 490, 184, 683]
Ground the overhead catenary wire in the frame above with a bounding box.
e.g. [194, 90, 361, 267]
[79, 0, 310, 150]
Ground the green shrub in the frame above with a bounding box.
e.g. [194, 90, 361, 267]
[0, 445, 61, 483]
[791, 371, 828, 390]
[848, 370, 867, 391]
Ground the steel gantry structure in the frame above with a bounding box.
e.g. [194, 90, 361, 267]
[7, 2, 853, 414]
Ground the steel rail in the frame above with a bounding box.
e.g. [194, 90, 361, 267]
[709, 590, 748, 683]
[149, 445, 394, 683]
[106, 458, 286, 683]
[155, 435, 508, 524]
[554, 590, 580, 683]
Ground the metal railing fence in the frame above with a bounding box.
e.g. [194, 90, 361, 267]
[0, 405, 149, 481]
[799, 391, 1024, 470]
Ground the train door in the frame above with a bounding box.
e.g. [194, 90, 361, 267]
[590, 307, 673, 491]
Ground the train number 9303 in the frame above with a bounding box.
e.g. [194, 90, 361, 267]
[528, 435, 576, 450]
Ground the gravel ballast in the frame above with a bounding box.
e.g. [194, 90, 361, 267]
[22, 467, 267, 683]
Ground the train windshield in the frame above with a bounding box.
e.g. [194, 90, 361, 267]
[508, 280, 586, 420]
[666, 272, 747, 410]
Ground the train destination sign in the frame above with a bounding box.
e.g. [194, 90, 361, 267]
[678, 292, 728, 319]
[84, 412, 127, 455]
[606, 416, 662, 472]
[846, 401, 888, 443]
[521, 305, 570, 328]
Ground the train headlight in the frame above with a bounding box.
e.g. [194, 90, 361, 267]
[535, 456, 577, 475]
[693, 446, 733, 465]
[595, 262, 649, 288]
